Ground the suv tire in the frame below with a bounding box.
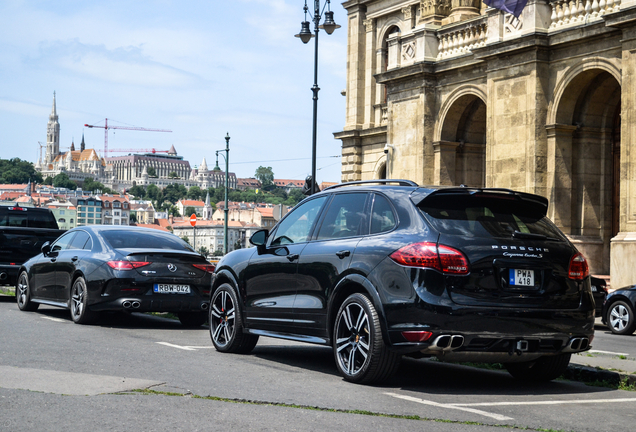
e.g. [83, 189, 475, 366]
[209, 284, 259, 354]
[333, 293, 400, 384]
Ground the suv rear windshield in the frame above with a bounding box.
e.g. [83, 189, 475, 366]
[0, 207, 59, 229]
[418, 194, 566, 241]
[102, 230, 195, 252]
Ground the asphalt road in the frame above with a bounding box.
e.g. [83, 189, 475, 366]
[2, 294, 636, 432]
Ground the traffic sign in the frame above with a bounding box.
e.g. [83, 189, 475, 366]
[190, 214, 197, 227]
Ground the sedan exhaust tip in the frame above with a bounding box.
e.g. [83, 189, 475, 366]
[122, 300, 132, 308]
[131, 301, 141, 309]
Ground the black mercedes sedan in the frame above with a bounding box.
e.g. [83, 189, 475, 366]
[209, 181, 595, 384]
[16, 225, 213, 326]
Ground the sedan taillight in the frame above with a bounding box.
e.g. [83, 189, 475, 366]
[192, 263, 215, 273]
[107, 261, 151, 270]
[390, 242, 469, 275]
[568, 253, 589, 280]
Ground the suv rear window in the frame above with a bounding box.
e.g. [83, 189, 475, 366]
[418, 194, 566, 241]
[0, 207, 59, 229]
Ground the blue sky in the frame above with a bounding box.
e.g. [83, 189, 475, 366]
[0, 0, 347, 183]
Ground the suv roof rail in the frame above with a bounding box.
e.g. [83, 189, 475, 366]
[323, 179, 418, 191]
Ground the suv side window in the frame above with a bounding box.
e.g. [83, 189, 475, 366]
[370, 194, 396, 234]
[271, 196, 327, 246]
[317, 193, 368, 240]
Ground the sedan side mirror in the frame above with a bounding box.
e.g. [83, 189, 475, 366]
[41, 241, 51, 256]
[249, 229, 269, 247]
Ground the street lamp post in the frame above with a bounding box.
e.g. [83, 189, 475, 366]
[295, 0, 340, 195]
[214, 133, 230, 254]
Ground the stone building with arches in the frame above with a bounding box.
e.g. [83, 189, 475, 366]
[335, 0, 636, 285]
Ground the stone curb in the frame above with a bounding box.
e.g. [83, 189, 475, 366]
[564, 363, 636, 386]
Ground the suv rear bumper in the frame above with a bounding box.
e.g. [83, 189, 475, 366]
[385, 305, 594, 359]
[0, 264, 19, 286]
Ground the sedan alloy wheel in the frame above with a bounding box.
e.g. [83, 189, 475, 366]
[16, 271, 38, 311]
[70, 277, 98, 324]
[607, 300, 636, 335]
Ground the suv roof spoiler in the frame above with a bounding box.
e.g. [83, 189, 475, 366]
[322, 179, 418, 191]
[410, 187, 549, 216]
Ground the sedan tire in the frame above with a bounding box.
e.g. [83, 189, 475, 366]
[209, 284, 259, 353]
[606, 300, 636, 335]
[505, 353, 571, 381]
[333, 293, 400, 384]
[70, 277, 99, 325]
[16, 271, 39, 312]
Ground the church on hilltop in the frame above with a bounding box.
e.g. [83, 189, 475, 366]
[35, 93, 237, 192]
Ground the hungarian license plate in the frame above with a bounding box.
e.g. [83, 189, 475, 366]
[153, 284, 191, 294]
[509, 269, 535, 287]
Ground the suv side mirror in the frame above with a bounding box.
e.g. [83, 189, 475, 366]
[41, 241, 51, 256]
[249, 229, 269, 247]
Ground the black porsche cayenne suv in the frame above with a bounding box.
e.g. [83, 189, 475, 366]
[209, 181, 595, 384]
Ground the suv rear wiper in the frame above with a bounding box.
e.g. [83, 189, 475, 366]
[512, 231, 561, 242]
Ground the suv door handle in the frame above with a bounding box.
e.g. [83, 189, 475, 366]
[336, 250, 351, 259]
[71, 256, 78, 262]
[287, 254, 299, 262]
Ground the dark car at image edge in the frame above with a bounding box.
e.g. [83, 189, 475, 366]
[207, 181, 595, 384]
[16, 225, 214, 327]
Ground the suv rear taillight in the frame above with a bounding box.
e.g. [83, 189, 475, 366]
[568, 253, 589, 280]
[390, 242, 469, 275]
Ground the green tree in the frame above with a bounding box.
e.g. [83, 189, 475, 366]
[168, 205, 181, 217]
[163, 184, 187, 204]
[187, 186, 203, 201]
[198, 246, 209, 257]
[181, 235, 190, 245]
[128, 185, 146, 199]
[52, 172, 77, 190]
[254, 166, 274, 188]
[168, 171, 179, 179]
[146, 184, 161, 200]
[147, 167, 157, 177]
[129, 212, 138, 223]
[0, 158, 43, 184]
[233, 240, 243, 251]
[43, 176, 53, 185]
[184, 206, 198, 217]
[213, 250, 224, 257]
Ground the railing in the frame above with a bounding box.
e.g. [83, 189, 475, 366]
[549, 0, 621, 29]
[437, 20, 488, 60]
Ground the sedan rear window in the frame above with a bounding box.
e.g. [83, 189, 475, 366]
[419, 194, 566, 241]
[102, 230, 195, 251]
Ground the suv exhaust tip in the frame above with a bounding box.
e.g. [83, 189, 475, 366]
[563, 337, 590, 352]
[431, 334, 464, 351]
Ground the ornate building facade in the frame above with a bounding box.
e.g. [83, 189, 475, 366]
[335, 0, 636, 286]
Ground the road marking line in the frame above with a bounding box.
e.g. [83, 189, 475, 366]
[453, 397, 636, 407]
[156, 342, 197, 351]
[41, 316, 66, 323]
[184, 346, 215, 349]
[588, 349, 630, 356]
[384, 392, 514, 421]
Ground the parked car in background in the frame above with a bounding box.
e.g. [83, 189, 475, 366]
[16, 225, 214, 327]
[0, 205, 65, 287]
[591, 276, 608, 317]
[209, 181, 595, 384]
[602, 285, 636, 335]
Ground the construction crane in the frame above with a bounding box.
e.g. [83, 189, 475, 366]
[107, 148, 170, 154]
[84, 118, 172, 157]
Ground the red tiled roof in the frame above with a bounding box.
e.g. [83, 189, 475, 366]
[178, 199, 205, 207]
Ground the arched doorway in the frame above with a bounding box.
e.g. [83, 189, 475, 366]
[435, 94, 487, 186]
[550, 69, 621, 274]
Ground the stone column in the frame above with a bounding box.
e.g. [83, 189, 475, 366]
[433, 141, 460, 185]
[546, 124, 576, 235]
[345, 5, 367, 130]
[443, 0, 482, 24]
[418, 0, 451, 26]
[363, 18, 377, 129]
